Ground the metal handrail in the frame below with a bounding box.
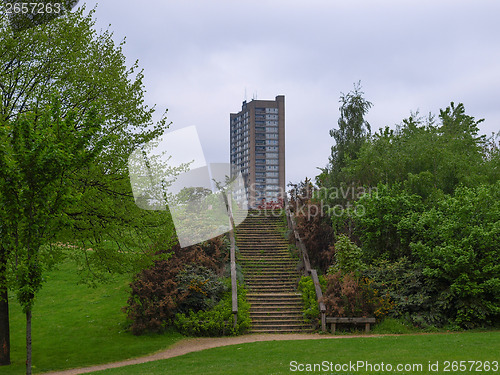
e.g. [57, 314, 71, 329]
[221, 190, 238, 330]
[227, 197, 238, 329]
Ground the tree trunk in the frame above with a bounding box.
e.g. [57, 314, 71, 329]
[26, 309, 32, 375]
[0, 288, 10, 366]
[0, 249, 10, 366]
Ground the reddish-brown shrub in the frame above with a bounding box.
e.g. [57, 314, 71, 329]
[124, 236, 228, 335]
[323, 271, 393, 318]
[288, 179, 335, 272]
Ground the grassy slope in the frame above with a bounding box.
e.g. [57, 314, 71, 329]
[2, 258, 498, 375]
[1, 259, 182, 375]
[89, 331, 500, 375]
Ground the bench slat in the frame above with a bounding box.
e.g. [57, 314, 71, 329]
[326, 317, 376, 324]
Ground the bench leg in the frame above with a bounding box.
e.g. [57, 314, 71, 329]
[331, 323, 336, 334]
[365, 323, 370, 333]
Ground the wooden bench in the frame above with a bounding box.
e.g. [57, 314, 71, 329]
[326, 317, 376, 333]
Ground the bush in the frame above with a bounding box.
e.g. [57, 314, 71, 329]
[175, 265, 227, 314]
[410, 183, 500, 328]
[175, 282, 251, 336]
[323, 271, 393, 319]
[124, 236, 229, 335]
[288, 179, 336, 272]
[298, 275, 326, 326]
[363, 258, 441, 328]
[354, 183, 425, 262]
[350, 182, 500, 329]
[328, 234, 365, 275]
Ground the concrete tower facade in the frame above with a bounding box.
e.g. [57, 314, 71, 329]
[230, 95, 285, 207]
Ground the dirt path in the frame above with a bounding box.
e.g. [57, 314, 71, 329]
[43, 332, 378, 375]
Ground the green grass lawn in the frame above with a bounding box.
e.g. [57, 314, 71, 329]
[2, 256, 499, 375]
[88, 331, 500, 375]
[1, 258, 183, 375]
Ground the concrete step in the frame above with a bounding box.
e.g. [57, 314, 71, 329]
[248, 302, 303, 307]
[248, 288, 298, 293]
[236, 210, 311, 333]
[240, 255, 291, 258]
[248, 287, 296, 293]
[240, 250, 290, 253]
[242, 266, 298, 271]
[240, 259, 296, 264]
[250, 305, 302, 312]
[241, 262, 297, 267]
[247, 295, 302, 303]
[246, 274, 298, 279]
[247, 280, 296, 285]
[245, 277, 298, 284]
[238, 248, 289, 252]
[251, 315, 303, 321]
[251, 308, 303, 314]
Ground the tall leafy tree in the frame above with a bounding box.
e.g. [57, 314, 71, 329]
[437, 102, 486, 191]
[318, 82, 372, 189]
[345, 103, 487, 194]
[0, 5, 173, 368]
[0, 98, 104, 374]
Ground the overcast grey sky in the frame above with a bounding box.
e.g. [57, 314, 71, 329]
[82, 0, 500, 185]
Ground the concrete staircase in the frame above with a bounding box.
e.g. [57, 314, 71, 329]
[236, 210, 310, 333]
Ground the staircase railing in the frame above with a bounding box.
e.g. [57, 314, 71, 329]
[224, 193, 238, 329]
[284, 196, 326, 332]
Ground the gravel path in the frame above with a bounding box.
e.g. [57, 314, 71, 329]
[42, 332, 377, 375]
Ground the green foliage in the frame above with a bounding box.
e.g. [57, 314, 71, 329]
[410, 183, 500, 328]
[351, 182, 500, 328]
[174, 282, 251, 337]
[176, 265, 228, 314]
[0, 5, 164, 134]
[363, 258, 440, 327]
[124, 236, 234, 335]
[0, 97, 103, 313]
[314, 96, 499, 331]
[328, 234, 365, 275]
[353, 183, 425, 262]
[344, 105, 488, 193]
[298, 275, 326, 326]
[0, 5, 176, 370]
[319, 82, 372, 189]
[483, 131, 500, 184]
[0, 4, 175, 283]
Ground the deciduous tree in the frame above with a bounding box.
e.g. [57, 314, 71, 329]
[0, 5, 173, 370]
[0, 97, 104, 374]
[318, 82, 372, 190]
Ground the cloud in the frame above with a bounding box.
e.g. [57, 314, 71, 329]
[84, 0, 500, 184]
